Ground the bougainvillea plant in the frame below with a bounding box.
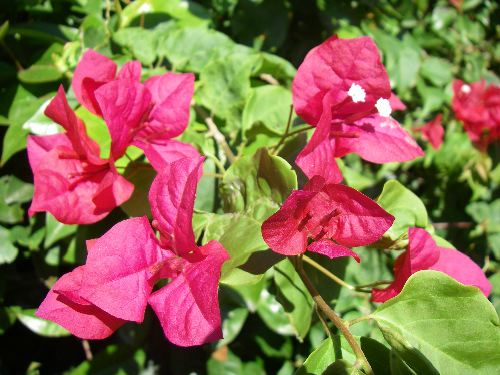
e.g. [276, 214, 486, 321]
[24, 31, 498, 374]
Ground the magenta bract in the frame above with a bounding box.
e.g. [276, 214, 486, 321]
[452, 79, 500, 149]
[27, 87, 133, 224]
[414, 114, 444, 150]
[261, 176, 394, 261]
[372, 227, 492, 302]
[36, 157, 229, 346]
[293, 37, 423, 183]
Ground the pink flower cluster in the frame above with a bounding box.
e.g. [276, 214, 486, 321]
[452, 79, 500, 150]
[33, 51, 229, 346]
[262, 36, 491, 302]
[28, 50, 198, 224]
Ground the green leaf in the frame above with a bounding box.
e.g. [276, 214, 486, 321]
[0, 20, 9, 41]
[0, 226, 18, 264]
[295, 337, 336, 375]
[207, 347, 265, 375]
[120, 0, 209, 28]
[1, 86, 49, 165]
[44, 214, 77, 248]
[18, 64, 63, 84]
[372, 271, 500, 374]
[157, 26, 238, 72]
[220, 148, 297, 219]
[121, 162, 156, 218]
[0, 175, 34, 224]
[420, 57, 453, 87]
[242, 85, 293, 136]
[22, 99, 60, 136]
[231, 0, 290, 50]
[69, 345, 146, 374]
[16, 308, 70, 337]
[274, 259, 313, 340]
[113, 27, 158, 66]
[201, 213, 268, 279]
[81, 15, 108, 49]
[376, 180, 428, 247]
[197, 53, 258, 127]
[76, 106, 111, 159]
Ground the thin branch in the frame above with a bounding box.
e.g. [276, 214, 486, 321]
[302, 255, 356, 291]
[195, 106, 236, 163]
[292, 256, 374, 375]
[0, 41, 23, 71]
[82, 340, 93, 361]
[203, 172, 224, 179]
[259, 73, 279, 85]
[432, 221, 473, 229]
[270, 105, 294, 154]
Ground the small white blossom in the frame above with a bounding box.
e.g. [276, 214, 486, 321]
[461, 84, 471, 94]
[347, 83, 366, 103]
[375, 98, 392, 117]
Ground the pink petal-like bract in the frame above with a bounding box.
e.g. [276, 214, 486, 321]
[332, 114, 424, 163]
[430, 247, 492, 297]
[307, 240, 360, 262]
[80, 217, 171, 322]
[295, 96, 343, 184]
[262, 176, 394, 257]
[45, 86, 102, 164]
[389, 93, 406, 112]
[72, 50, 117, 116]
[292, 35, 391, 125]
[148, 240, 229, 347]
[414, 114, 444, 149]
[149, 157, 203, 256]
[135, 73, 195, 142]
[372, 228, 492, 302]
[27, 136, 133, 224]
[36, 266, 125, 340]
[95, 79, 152, 160]
[133, 139, 201, 172]
[452, 79, 500, 149]
[117, 61, 142, 81]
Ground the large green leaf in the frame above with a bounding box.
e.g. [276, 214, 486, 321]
[372, 271, 500, 374]
[201, 213, 268, 279]
[120, 0, 209, 28]
[197, 53, 258, 128]
[242, 85, 293, 136]
[376, 180, 428, 248]
[158, 26, 238, 72]
[1, 86, 50, 165]
[274, 259, 313, 340]
[220, 148, 297, 219]
[113, 27, 158, 66]
[0, 175, 34, 224]
[16, 308, 70, 337]
[44, 213, 77, 248]
[0, 226, 18, 264]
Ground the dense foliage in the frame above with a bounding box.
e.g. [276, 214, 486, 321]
[0, 0, 499, 374]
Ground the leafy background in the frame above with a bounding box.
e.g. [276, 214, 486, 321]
[0, 0, 499, 374]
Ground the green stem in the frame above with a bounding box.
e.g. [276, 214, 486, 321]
[293, 256, 374, 374]
[302, 255, 356, 291]
[271, 104, 294, 154]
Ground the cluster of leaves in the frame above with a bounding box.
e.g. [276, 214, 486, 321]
[0, 0, 499, 374]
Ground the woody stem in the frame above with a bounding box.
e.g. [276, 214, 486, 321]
[195, 106, 236, 163]
[292, 256, 374, 375]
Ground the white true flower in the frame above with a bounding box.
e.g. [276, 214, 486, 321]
[375, 98, 392, 117]
[461, 84, 471, 94]
[347, 83, 366, 103]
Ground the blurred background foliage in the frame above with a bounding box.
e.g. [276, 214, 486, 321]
[0, 0, 499, 374]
